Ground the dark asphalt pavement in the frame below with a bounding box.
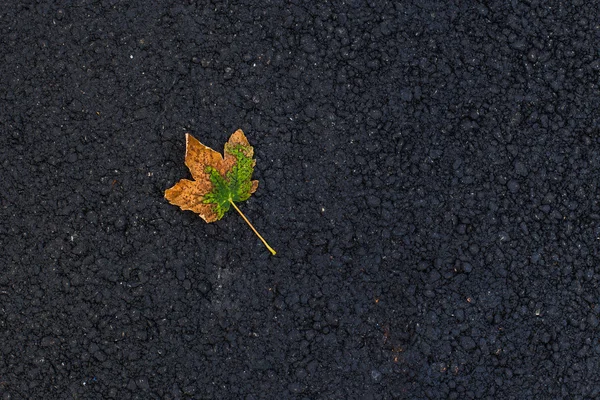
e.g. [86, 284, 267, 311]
[2, 1, 600, 399]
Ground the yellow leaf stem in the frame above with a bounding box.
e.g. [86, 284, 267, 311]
[229, 200, 276, 255]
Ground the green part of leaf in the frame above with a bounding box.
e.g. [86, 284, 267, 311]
[202, 144, 255, 220]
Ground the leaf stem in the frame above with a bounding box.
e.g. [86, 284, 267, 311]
[229, 200, 276, 255]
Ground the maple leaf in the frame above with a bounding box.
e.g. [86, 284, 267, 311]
[165, 129, 276, 255]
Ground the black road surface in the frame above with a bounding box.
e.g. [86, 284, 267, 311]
[2, 1, 600, 399]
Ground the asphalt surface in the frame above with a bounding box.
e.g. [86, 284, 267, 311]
[2, 1, 600, 399]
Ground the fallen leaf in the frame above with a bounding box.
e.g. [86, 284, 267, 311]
[165, 129, 276, 255]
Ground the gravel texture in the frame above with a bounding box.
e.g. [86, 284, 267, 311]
[2, 1, 600, 399]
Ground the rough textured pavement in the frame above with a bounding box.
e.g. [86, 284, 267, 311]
[2, 1, 600, 399]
